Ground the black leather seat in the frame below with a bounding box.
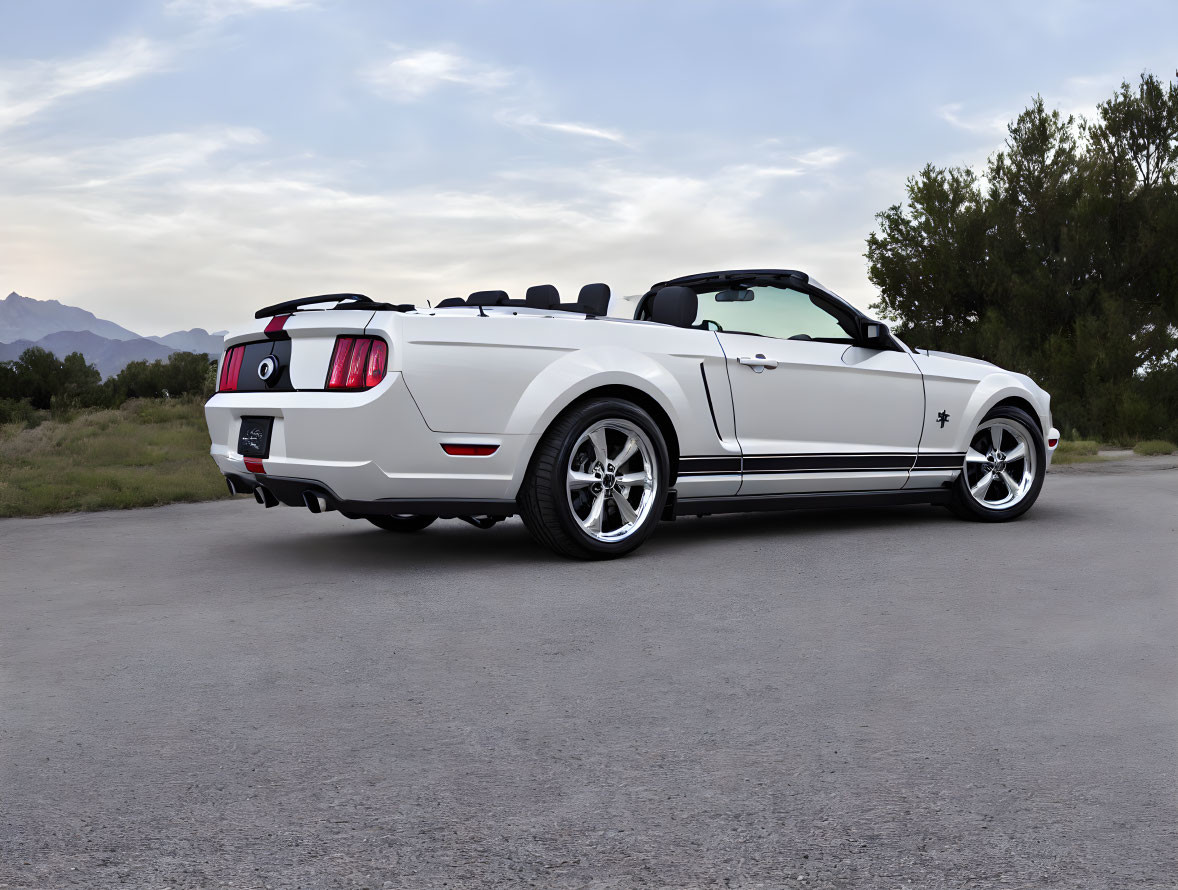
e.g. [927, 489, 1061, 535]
[576, 283, 610, 316]
[435, 297, 466, 308]
[650, 286, 698, 327]
[524, 284, 560, 310]
[467, 290, 510, 306]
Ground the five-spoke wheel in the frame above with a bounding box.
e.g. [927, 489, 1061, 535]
[565, 420, 658, 542]
[519, 398, 670, 559]
[951, 406, 1045, 521]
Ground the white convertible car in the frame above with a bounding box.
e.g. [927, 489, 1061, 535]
[205, 270, 1060, 558]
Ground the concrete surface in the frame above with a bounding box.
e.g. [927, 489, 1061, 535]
[1, 468, 1176, 889]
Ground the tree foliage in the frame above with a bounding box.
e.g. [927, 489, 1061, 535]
[867, 73, 1178, 441]
[0, 348, 216, 418]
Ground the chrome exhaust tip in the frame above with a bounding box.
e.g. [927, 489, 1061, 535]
[302, 491, 329, 514]
[226, 477, 240, 496]
[254, 486, 279, 508]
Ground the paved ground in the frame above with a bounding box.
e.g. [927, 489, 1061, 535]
[1, 467, 1176, 889]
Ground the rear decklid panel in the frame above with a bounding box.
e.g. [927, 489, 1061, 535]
[220, 310, 377, 391]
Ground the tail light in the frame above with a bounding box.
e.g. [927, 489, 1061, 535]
[218, 346, 245, 392]
[327, 336, 389, 390]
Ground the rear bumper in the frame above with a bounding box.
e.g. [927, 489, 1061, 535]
[225, 472, 516, 518]
[205, 372, 536, 502]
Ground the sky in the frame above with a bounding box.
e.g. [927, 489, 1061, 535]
[1, 1, 1176, 336]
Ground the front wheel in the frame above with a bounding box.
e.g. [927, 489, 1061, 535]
[365, 514, 437, 532]
[949, 406, 1046, 521]
[519, 398, 670, 559]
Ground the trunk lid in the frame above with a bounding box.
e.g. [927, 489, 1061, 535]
[221, 310, 376, 391]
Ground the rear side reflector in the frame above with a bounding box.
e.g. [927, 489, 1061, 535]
[244, 457, 265, 474]
[441, 444, 499, 456]
[218, 345, 245, 392]
[327, 336, 388, 390]
[1048, 438, 1059, 448]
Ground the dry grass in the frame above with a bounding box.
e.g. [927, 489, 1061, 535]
[0, 399, 227, 518]
[1050, 439, 1104, 465]
[1133, 439, 1178, 456]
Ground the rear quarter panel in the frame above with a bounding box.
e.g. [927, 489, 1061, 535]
[384, 312, 738, 493]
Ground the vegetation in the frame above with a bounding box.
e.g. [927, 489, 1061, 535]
[0, 398, 227, 517]
[1050, 439, 1104, 465]
[866, 72, 1178, 444]
[0, 346, 216, 414]
[1133, 438, 1177, 455]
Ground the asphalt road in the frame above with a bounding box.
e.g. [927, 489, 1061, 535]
[1, 467, 1175, 889]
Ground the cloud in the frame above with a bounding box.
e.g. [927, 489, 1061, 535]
[496, 111, 628, 145]
[793, 146, 848, 167]
[938, 102, 1011, 136]
[166, 0, 314, 22]
[0, 130, 869, 333]
[0, 36, 169, 130]
[363, 49, 514, 101]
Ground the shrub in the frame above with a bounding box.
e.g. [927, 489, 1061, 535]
[1133, 439, 1177, 456]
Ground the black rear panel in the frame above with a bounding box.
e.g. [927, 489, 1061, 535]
[233, 340, 293, 391]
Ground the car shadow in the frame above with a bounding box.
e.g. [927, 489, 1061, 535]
[238, 502, 1002, 570]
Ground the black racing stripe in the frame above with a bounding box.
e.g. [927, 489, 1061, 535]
[679, 455, 742, 474]
[743, 454, 916, 473]
[913, 453, 967, 469]
[679, 452, 966, 477]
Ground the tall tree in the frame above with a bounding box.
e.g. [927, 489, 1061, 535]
[867, 73, 1178, 441]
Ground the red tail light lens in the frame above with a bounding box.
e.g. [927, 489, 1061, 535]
[344, 339, 371, 389]
[326, 336, 389, 390]
[327, 337, 354, 388]
[218, 346, 245, 392]
[366, 340, 388, 388]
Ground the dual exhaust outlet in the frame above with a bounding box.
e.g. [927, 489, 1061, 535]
[227, 476, 328, 513]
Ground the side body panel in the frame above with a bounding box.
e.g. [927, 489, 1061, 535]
[715, 334, 926, 494]
[909, 353, 1054, 487]
[389, 311, 741, 498]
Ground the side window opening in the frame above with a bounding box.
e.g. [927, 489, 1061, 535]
[690, 286, 857, 342]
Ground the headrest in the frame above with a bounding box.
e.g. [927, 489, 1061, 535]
[524, 284, 560, 309]
[650, 286, 698, 327]
[435, 297, 466, 308]
[467, 290, 509, 306]
[577, 283, 611, 316]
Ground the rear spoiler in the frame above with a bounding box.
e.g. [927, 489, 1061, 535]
[255, 293, 414, 320]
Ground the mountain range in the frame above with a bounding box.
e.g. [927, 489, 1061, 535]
[1, 292, 226, 378]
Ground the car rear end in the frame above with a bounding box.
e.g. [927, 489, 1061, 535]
[204, 302, 523, 519]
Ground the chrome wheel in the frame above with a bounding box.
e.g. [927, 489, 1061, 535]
[566, 419, 658, 542]
[962, 418, 1037, 510]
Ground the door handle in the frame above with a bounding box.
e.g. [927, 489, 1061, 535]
[738, 354, 778, 373]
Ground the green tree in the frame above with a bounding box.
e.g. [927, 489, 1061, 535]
[867, 73, 1178, 441]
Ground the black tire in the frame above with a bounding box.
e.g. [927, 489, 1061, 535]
[365, 514, 437, 532]
[949, 405, 1046, 522]
[518, 398, 671, 559]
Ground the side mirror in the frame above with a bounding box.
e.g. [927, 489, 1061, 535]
[857, 318, 889, 348]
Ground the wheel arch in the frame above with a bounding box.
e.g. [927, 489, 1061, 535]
[513, 382, 683, 494]
[986, 395, 1043, 434]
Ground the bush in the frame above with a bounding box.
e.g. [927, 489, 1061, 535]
[1133, 439, 1177, 455]
[0, 398, 38, 426]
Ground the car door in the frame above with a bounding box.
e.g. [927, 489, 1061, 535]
[699, 285, 925, 494]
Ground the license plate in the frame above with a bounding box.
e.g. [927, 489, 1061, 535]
[237, 416, 274, 458]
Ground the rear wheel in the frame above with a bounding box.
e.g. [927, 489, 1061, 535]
[365, 514, 437, 532]
[519, 398, 670, 559]
[949, 406, 1045, 521]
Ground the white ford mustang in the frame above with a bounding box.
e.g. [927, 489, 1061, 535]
[205, 269, 1060, 558]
